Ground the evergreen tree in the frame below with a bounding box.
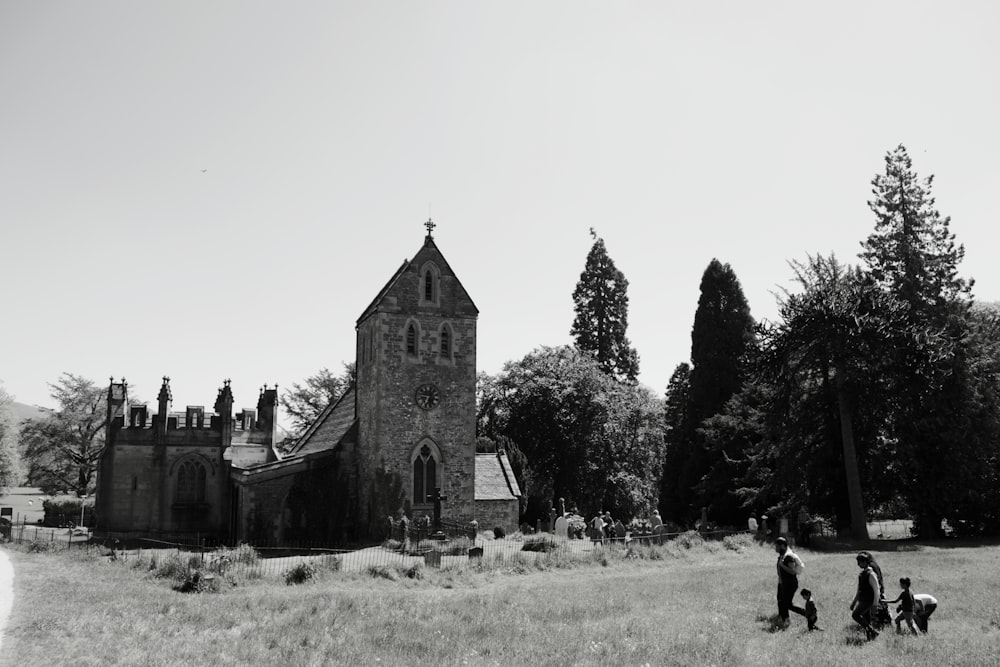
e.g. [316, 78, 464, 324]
[680, 259, 755, 521]
[860, 145, 974, 537]
[571, 230, 640, 382]
[658, 363, 691, 522]
[861, 144, 972, 317]
[689, 260, 755, 423]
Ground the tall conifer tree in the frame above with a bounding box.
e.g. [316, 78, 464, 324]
[571, 230, 640, 382]
[659, 363, 692, 521]
[861, 144, 972, 315]
[679, 260, 755, 520]
[860, 145, 974, 537]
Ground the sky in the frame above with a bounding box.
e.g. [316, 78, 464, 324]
[2, 1, 999, 416]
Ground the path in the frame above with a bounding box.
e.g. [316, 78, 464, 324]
[0, 549, 12, 651]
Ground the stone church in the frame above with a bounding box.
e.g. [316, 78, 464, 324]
[95, 224, 521, 544]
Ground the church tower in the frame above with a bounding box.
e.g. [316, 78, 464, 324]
[354, 220, 478, 532]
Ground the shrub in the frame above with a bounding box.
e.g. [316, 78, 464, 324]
[493, 526, 506, 539]
[227, 543, 260, 565]
[401, 563, 423, 579]
[42, 496, 95, 527]
[26, 540, 61, 553]
[521, 535, 559, 552]
[675, 531, 705, 550]
[367, 565, 398, 581]
[175, 569, 221, 594]
[152, 554, 191, 581]
[284, 562, 316, 585]
[722, 533, 755, 552]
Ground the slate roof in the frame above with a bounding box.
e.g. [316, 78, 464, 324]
[474, 452, 522, 501]
[288, 386, 357, 455]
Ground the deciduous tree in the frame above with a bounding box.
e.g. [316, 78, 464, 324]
[0, 385, 24, 488]
[479, 346, 663, 521]
[19, 374, 107, 496]
[281, 363, 356, 437]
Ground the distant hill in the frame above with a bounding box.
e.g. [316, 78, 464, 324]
[8, 401, 53, 426]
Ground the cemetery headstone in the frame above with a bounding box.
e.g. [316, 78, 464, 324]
[554, 515, 568, 539]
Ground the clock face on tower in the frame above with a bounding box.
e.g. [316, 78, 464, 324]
[414, 383, 441, 410]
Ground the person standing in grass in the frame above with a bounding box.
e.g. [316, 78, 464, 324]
[850, 552, 881, 640]
[800, 588, 819, 631]
[774, 537, 806, 627]
[888, 577, 919, 635]
[590, 512, 605, 544]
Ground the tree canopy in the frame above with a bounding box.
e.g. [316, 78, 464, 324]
[570, 230, 640, 383]
[281, 363, 356, 437]
[0, 385, 24, 488]
[19, 374, 107, 496]
[478, 346, 663, 522]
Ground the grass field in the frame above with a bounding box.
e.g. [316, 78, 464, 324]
[3, 537, 1000, 666]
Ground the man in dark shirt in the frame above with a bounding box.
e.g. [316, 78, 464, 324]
[774, 537, 806, 627]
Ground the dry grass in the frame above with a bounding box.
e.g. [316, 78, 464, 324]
[2, 539, 999, 666]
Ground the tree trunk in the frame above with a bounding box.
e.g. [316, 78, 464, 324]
[834, 364, 870, 541]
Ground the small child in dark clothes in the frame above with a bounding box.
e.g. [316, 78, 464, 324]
[888, 577, 919, 635]
[800, 589, 819, 631]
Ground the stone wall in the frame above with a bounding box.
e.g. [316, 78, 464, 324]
[475, 499, 519, 535]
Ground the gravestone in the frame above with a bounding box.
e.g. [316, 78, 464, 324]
[554, 515, 568, 539]
[468, 546, 483, 559]
[424, 550, 442, 568]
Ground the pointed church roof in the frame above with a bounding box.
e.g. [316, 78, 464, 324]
[357, 226, 479, 325]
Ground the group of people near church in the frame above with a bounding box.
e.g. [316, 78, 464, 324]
[773, 538, 938, 640]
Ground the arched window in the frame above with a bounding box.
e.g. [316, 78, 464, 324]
[420, 262, 440, 305]
[176, 460, 207, 504]
[406, 323, 417, 356]
[412, 443, 439, 505]
[424, 270, 434, 302]
[440, 326, 451, 356]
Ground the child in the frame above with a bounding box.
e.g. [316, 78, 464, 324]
[888, 577, 919, 635]
[800, 589, 819, 631]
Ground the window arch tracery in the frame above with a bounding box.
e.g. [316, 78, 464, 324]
[176, 459, 207, 504]
[411, 440, 441, 505]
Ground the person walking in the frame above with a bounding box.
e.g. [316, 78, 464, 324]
[850, 552, 881, 640]
[774, 537, 806, 628]
[888, 577, 919, 635]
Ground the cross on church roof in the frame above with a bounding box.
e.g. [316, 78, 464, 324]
[424, 217, 436, 237]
